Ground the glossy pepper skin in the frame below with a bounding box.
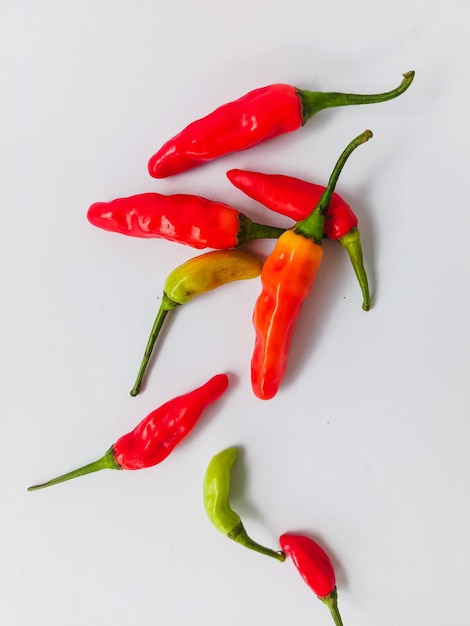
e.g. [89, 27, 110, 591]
[251, 130, 372, 400]
[130, 250, 263, 397]
[203, 447, 285, 562]
[252, 229, 323, 400]
[226, 168, 357, 240]
[28, 374, 229, 490]
[227, 168, 370, 311]
[280, 533, 344, 626]
[148, 72, 414, 178]
[87, 192, 284, 249]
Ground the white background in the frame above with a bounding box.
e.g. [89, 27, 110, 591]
[1, 2, 469, 625]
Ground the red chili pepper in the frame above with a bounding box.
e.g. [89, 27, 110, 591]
[227, 168, 369, 311]
[251, 130, 372, 400]
[280, 533, 344, 626]
[148, 72, 414, 178]
[87, 192, 284, 249]
[27, 374, 229, 490]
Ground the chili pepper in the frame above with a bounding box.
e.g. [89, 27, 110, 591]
[28, 374, 229, 491]
[130, 250, 263, 397]
[227, 168, 370, 311]
[87, 192, 284, 249]
[251, 130, 372, 400]
[203, 446, 286, 562]
[280, 533, 344, 626]
[148, 72, 413, 178]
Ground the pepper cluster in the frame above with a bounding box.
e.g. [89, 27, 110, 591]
[30, 70, 415, 625]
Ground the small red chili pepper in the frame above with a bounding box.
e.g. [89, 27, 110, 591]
[27, 374, 229, 491]
[87, 192, 284, 249]
[227, 168, 369, 311]
[148, 72, 414, 178]
[280, 533, 344, 626]
[251, 130, 372, 400]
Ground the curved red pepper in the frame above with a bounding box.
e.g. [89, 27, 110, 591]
[226, 168, 357, 239]
[28, 374, 229, 490]
[149, 85, 301, 178]
[87, 192, 283, 249]
[227, 168, 369, 310]
[148, 72, 414, 178]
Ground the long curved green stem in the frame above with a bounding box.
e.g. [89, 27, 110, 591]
[298, 71, 415, 122]
[130, 293, 179, 397]
[295, 130, 373, 243]
[28, 446, 120, 491]
[230, 523, 286, 562]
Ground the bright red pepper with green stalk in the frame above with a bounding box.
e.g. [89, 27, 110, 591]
[87, 192, 284, 249]
[251, 130, 372, 400]
[148, 72, 413, 178]
[227, 168, 370, 311]
[280, 533, 344, 626]
[27, 374, 229, 491]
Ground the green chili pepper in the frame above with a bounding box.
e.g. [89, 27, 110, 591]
[203, 446, 286, 562]
[130, 249, 263, 396]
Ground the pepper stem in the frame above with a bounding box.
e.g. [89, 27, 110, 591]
[130, 293, 179, 397]
[320, 588, 344, 626]
[337, 227, 370, 311]
[230, 523, 286, 562]
[295, 130, 373, 243]
[27, 446, 120, 491]
[237, 214, 285, 245]
[298, 71, 415, 122]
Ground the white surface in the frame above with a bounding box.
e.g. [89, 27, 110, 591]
[1, 2, 470, 625]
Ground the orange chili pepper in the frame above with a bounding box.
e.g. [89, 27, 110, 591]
[251, 130, 373, 400]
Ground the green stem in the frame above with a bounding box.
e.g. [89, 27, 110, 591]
[130, 293, 178, 397]
[230, 523, 286, 562]
[27, 446, 120, 491]
[320, 588, 344, 626]
[337, 227, 370, 311]
[298, 71, 415, 122]
[295, 130, 373, 243]
[237, 214, 285, 244]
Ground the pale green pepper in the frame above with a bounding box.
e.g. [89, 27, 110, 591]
[131, 249, 263, 396]
[203, 446, 285, 562]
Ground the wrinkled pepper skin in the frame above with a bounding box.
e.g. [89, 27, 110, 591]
[227, 168, 370, 311]
[115, 374, 229, 469]
[149, 85, 302, 178]
[28, 374, 229, 490]
[148, 72, 414, 178]
[226, 168, 358, 240]
[280, 533, 344, 626]
[203, 446, 286, 562]
[251, 230, 323, 400]
[87, 192, 283, 249]
[130, 250, 263, 397]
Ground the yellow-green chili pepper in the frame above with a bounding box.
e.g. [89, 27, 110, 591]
[203, 446, 285, 562]
[131, 250, 263, 396]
